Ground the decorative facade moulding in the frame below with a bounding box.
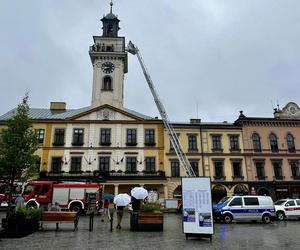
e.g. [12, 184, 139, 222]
[274, 102, 300, 119]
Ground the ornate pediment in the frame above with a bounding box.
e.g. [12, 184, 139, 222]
[274, 102, 300, 119]
[68, 105, 147, 121]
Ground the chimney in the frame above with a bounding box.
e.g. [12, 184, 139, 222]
[50, 102, 66, 111]
[190, 118, 201, 124]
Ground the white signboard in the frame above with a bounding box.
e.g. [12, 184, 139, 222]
[182, 177, 214, 237]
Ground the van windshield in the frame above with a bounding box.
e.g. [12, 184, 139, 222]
[274, 199, 286, 205]
[218, 196, 230, 204]
[23, 185, 35, 195]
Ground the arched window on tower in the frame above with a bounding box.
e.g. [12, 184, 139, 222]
[107, 24, 113, 36]
[269, 133, 278, 152]
[286, 133, 296, 153]
[252, 133, 261, 152]
[102, 76, 113, 91]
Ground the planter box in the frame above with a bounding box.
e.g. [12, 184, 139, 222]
[1, 217, 39, 238]
[130, 212, 163, 231]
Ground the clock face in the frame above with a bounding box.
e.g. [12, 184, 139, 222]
[101, 61, 115, 74]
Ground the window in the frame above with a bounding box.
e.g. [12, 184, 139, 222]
[286, 200, 296, 206]
[232, 161, 242, 178]
[296, 200, 300, 206]
[229, 197, 243, 206]
[126, 129, 137, 146]
[170, 140, 174, 151]
[72, 128, 84, 146]
[171, 161, 180, 177]
[145, 129, 155, 146]
[37, 185, 50, 195]
[70, 157, 82, 172]
[100, 128, 111, 145]
[99, 157, 110, 172]
[255, 162, 265, 179]
[36, 157, 41, 171]
[244, 197, 259, 206]
[214, 161, 224, 178]
[51, 157, 62, 172]
[190, 161, 199, 176]
[126, 157, 137, 172]
[272, 161, 283, 178]
[188, 135, 198, 151]
[229, 135, 240, 151]
[290, 161, 300, 178]
[145, 157, 156, 172]
[102, 76, 112, 90]
[212, 135, 222, 151]
[53, 128, 65, 146]
[286, 133, 296, 153]
[169, 135, 180, 151]
[37, 129, 45, 144]
[269, 133, 278, 152]
[107, 24, 113, 34]
[252, 133, 261, 152]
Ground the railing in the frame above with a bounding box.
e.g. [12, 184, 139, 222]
[40, 170, 166, 179]
[89, 44, 124, 53]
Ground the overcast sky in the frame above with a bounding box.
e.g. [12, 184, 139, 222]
[0, 0, 300, 122]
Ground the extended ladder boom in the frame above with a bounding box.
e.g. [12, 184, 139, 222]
[126, 41, 195, 177]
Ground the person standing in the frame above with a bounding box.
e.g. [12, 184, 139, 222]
[116, 205, 125, 229]
[103, 199, 109, 216]
[15, 194, 24, 209]
[132, 197, 141, 212]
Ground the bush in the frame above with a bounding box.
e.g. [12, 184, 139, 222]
[16, 207, 42, 220]
[140, 203, 161, 213]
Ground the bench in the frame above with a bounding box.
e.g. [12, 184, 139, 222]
[40, 211, 79, 231]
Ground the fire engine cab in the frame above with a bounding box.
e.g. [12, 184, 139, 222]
[22, 181, 102, 213]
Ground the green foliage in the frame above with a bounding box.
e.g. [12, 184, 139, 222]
[16, 207, 42, 219]
[140, 203, 161, 213]
[0, 93, 39, 182]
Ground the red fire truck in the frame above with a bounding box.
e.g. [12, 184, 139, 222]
[22, 181, 102, 213]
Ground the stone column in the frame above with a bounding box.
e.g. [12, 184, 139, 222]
[164, 185, 168, 199]
[114, 184, 119, 195]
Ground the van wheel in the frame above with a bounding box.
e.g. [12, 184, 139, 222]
[277, 211, 285, 221]
[70, 203, 82, 213]
[223, 214, 233, 224]
[26, 201, 38, 209]
[262, 214, 271, 224]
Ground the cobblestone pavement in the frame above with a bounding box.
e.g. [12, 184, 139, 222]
[1, 212, 300, 250]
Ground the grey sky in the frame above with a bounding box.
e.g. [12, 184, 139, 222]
[0, 0, 300, 122]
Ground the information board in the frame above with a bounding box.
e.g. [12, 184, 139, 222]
[181, 177, 214, 238]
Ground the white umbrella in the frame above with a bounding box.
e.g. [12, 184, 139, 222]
[113, 193, 131, 206]
[131, 187, 148, 200]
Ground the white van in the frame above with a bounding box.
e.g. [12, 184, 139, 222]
[213, 195, 275, 224]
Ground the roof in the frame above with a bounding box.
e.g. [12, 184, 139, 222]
[102, 13, 119, 20]
[0, 106, 153, 121]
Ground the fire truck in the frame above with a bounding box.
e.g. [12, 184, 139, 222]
[22, 181, 102, 213]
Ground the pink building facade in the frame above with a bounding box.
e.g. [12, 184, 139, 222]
[235, 102, 300, 200]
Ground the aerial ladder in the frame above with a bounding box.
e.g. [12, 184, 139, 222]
[126, 41, 196, 177]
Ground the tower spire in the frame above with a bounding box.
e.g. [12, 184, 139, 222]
[110, 0, 113, 14]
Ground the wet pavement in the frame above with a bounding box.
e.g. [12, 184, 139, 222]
[0, 212, 300, 250]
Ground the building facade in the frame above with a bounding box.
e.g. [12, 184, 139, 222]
[235, 102, 300, 200]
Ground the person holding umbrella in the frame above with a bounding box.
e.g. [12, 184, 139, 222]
[131, 187, 149, 212]
[113, 193, 131, 229]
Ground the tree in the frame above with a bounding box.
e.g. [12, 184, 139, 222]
[0, 94, 39, 216]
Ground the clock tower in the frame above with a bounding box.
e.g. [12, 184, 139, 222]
[90, 1, 128, 109]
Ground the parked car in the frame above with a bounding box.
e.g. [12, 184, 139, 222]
[274, 198, 300, 221]
[213, 195, 276, 224]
